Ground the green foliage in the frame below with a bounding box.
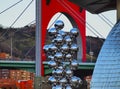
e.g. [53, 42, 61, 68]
[0, 25, 35, 60]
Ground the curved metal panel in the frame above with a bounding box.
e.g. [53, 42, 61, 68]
[91, 20, 120, 89]
[69, 0, 116, 14]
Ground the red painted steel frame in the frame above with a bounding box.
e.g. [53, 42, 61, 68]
[41, 0, 86, 75]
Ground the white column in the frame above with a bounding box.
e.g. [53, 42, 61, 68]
[34, 0, 42, 89]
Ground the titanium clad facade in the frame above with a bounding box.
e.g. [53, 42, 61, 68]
[91, 21, 120, 89]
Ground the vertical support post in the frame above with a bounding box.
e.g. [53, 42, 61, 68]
[34, 0, 42, 89]
[117, 0, 120, 20]
[10, 36, 13, 59]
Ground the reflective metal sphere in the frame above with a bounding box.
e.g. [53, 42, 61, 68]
[71, 76, 82, 87]
[52, 86, 56, 89]
[48, 55, 54, 60]
[48, 76, 57, 84]
[54, 52, 63, 60]
[64, 35, 72, 45]
[54, 20, 64, 30]
[65, 53, 72, 61]
[55, 69, 63, 76]
[78, 78, 82, 85]
[66, 69, 73, 77]
[58, 30, 67, 37]
[43, 45, 50, 53]
[48, 60, 57, 68]
[70, 44, 79, 52]
[52, 69, 64, 77]
[48, 28, 57, 37]
[58, 65, 65, 70]
[53, 85, 62, 89]
[49, 44, 58, 54]
[71, 60, 78, 70]
[70, 28, 79, 37]
[61, 44, 69, 54]
[52, 70, 56, 76]
[66, 85, 72, 89]
[70, 76, 80, 87]
[59, 77, 67, 85]
[54, 35, 63, 46]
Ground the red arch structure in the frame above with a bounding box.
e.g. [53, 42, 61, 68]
[41, 0, 86, 75]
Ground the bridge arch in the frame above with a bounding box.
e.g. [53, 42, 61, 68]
[41, 0, 86, 75]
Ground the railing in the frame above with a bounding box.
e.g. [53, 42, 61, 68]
[0, 60, 95, 75]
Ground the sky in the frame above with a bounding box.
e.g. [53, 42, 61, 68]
[0, 0, 117, 38]
[86, 10, 116, 38]
[0, 0, 35, 28]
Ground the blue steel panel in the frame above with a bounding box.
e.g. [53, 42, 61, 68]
[91, 21, 120, 89]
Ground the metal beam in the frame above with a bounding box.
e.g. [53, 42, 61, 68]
[69, 0, 116, 14]
[0, 61, 35, 72]
[0, 61, 95, 75]
[117, 0, 120, 20]
[35, 0, 42, 88]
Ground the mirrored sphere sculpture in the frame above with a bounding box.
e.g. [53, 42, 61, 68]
[43, 45, 50, 53]
[48, 60, 57, 68]
[66, 85, 72, 89]
[66, 69, 73, 77]
[58, 30, 67, 37]
[48, 76, 57, 84]
[54, 20, 64, 30]
[70, 44, 79, 54]
[54, 85, 62, 89]
[54, 35, 63, 46]
[59, 77, 67, 85]
[48, 28, 57, 37]
[64, 35, 72, 45]
[48, 55, 54, 60]
[43, 20, 82, 89]
[70, 76, 81, 87]
[70, 28, 79, 37]
[71, 59, 78, 70]
[61, 44, 69, 54]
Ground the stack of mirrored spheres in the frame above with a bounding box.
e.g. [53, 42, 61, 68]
[43, 20, 82, 89]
